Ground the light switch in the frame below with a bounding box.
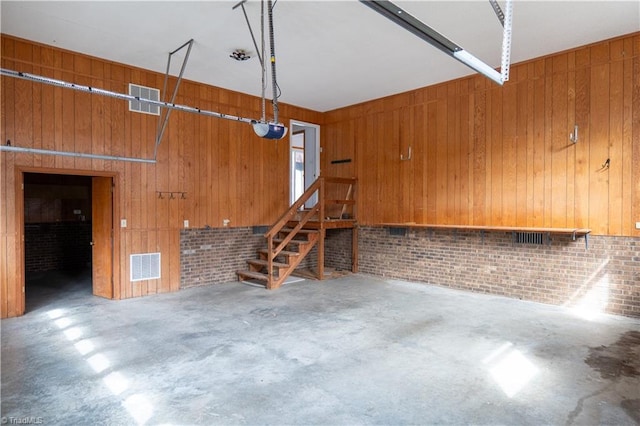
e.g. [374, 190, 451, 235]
[184, 220, 189, 228]
[636, 222, 640, 230]
[121, 219, 127, 228]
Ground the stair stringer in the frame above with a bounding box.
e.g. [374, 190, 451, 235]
[268, 230, 319, 289]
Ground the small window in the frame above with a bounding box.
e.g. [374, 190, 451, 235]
[128, 84, 160, 116]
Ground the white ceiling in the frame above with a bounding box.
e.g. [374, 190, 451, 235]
[1, 1, 639, 112]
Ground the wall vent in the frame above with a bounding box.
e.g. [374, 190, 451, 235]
[388, 227, 407, 237]
[128, 84, 160, 116]
[130, 252, 161, 281]
[513, 232, 546, 245]
[252, 225, 269, 234]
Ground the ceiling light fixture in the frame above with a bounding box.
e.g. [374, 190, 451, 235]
[230, 49, 251, 61]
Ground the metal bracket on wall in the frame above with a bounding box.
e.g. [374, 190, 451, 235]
[572, 230, 589, 249]
[155, 39, 195, 159]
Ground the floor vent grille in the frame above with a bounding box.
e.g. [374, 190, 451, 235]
[130, 253, 161, 281]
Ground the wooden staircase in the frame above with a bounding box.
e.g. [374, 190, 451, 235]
[237, 177, 357, 289]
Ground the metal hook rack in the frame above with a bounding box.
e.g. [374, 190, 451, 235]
[157, 191, 187, 200]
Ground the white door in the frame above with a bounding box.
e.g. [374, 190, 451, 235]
[289, 120, 320, 208]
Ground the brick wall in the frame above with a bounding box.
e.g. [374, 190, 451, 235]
[358, 226, 640, 318]
[180, 227, 263, 288]
[180, 227, 321, 288]
[25, 222, 92, 273]
[325, 228, 354, 271]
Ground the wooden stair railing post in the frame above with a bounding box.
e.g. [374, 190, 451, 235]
[352, 179, 358, 272]
[340, 184, 353, 219]
[267, 234, 274, 289]
[352, 226, 359, 273]
[318, 178, 326, 281]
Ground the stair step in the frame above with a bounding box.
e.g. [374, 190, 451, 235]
[280, 228, 318, 234]
[258, 249, 300, 258]
[236, 270, 269, 282]
[273, 238, 309, 246]
[247, 259, 290, 269]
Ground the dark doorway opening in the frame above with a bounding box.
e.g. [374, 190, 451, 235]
[23, 173, 93, 312]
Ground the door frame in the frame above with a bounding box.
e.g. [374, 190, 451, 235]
[289, 120, 321, 207]
[16, 166, 119, 314]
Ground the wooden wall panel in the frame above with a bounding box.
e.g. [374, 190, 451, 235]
[501, 83, 517, 227]
[471, 91, 486, 225]
[2, 33, 638, 319]
[633, 55, 640, 240]
[411, 104, 426, 224]
[589, 62, 610, 235]
[1, 35, 322, 318]
[550, 55, 568, 228]
[619, 40, 634, 236]
[324, 32, 640, 238]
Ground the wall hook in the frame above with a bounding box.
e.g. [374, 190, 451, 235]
[157, 192, 164, 199]
[400, 146, 412, 161]
[601, 158, 610, 170]
[569, 124, 578, 143]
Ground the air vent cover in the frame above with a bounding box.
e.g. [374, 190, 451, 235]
[389, 227, 407, 237]
[130, 253, 161, 281]
[128, 84, 160, 116]
[514, 232, 545, 245]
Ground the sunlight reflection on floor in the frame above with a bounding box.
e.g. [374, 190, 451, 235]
[48, 308, 155, 425]
[483, 342, 538, 398]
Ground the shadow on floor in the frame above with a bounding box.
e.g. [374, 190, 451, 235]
[25, 268, 92, 314]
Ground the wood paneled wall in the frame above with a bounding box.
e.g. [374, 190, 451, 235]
[322, 33, 640, 237]
[0, 35, 321, 317]
[2, 33, 638, 318]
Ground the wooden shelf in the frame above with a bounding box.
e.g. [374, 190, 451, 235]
[380, 223, 591, 248]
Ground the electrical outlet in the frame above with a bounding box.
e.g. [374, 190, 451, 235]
[121, 219, 127, 228]
[636, 222, 640, 230]
[73, 209, 82, 215]
[223, 219, 230, 227]
[183, 220, 189, 228]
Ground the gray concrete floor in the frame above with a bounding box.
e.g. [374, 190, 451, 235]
[2, 270, 640, 425]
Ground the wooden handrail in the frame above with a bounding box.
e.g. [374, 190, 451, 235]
[265, 178, 322, 238]
[273, 206, 318, 257]
[264, 176, 358, 283]
[323, 177, 357, 185]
